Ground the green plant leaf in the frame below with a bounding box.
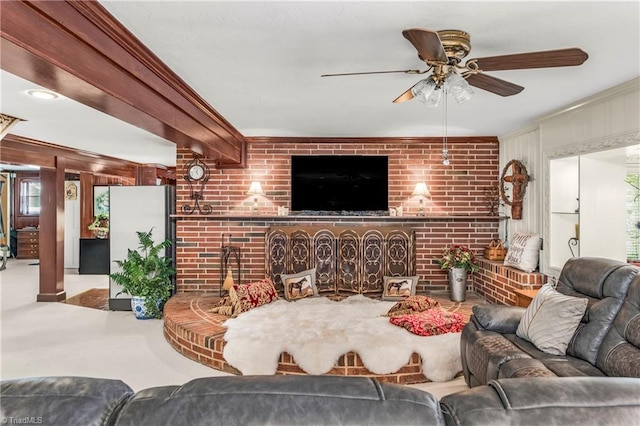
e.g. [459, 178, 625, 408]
[109, 227, 175, 319]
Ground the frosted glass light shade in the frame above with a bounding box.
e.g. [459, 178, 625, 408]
[412, 78, 441, 107]
[247, 181, 264, 196]
[447, 73, 474, 104]
[412, 182, 430, 197]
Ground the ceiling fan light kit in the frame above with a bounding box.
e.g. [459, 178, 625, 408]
[322, 27, 587, 167]
[412, 72, 474, 107]
[323, 28, 588, 104]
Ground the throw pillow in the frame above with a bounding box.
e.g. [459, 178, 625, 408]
[210, 296, 234, 316]
[229, 278, 279, 316]
[516, 283, 588, 355]
[280, 268, 318, 301]
[382, 276, 419, 301]
[389, 308, 465, 336]
[503, 231, 542, 272]
[385, 295, 440, 317]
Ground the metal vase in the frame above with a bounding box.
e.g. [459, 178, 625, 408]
[448, 267, 467, 302]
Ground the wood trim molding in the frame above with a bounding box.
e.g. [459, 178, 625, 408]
[0, 0, 244, 165]
[1, 134, 138, 178]
[244, 136, 500, 144]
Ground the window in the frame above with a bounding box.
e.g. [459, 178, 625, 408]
[19, 179, 41, 216]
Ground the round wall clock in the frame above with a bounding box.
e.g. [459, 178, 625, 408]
[183, 154, 212, 215]
[188, 163, 205, 181]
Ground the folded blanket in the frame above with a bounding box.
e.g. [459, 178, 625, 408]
[389, 308, 464, 337]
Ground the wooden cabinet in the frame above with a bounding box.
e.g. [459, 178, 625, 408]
[17, 229, 39, 259]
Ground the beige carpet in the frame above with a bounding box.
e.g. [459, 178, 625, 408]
[0, 258, 476, 396]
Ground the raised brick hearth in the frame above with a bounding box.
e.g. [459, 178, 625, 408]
[163, 292, 479, 384]
[473, 257, 546, 305]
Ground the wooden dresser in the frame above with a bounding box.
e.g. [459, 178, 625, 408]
[17, 228, 39, 259]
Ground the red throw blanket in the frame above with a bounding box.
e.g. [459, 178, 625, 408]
[389, 307, 465, 337]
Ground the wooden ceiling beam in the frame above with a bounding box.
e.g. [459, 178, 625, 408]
[1, 134, 140, 178]
[0, 0, 245, 165]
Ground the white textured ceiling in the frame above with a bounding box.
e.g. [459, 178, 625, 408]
[2, 1, 640, 167]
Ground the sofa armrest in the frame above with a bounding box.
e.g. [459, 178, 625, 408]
[0, 376, 133, 426]
[440, 377, 640, 426]
[471, 305, 525, 334]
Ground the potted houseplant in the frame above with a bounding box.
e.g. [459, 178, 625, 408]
[88, 212, 109, 239]
[438, 244, 479, 302]
[109, 228, 174, 319]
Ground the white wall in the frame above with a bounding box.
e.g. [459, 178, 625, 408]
[580, 148, 627, 261]
[498, 126, 542, 246]
[499, 77, 640, 275]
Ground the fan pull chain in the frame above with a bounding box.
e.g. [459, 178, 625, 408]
[442, 87, 450, 166]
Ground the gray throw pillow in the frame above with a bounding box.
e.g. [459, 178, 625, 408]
[516, 283, 587, 355]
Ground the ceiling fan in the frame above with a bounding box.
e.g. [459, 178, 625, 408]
[321, 29, 588, 105]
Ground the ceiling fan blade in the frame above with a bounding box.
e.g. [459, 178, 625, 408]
[402, 28, 448, 62]
[321, 69, 423, 77]
[470, 48, 588, 71]
[466, 73, 524, 97]
[392, 86, 415, 104]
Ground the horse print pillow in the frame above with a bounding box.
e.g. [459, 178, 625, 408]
[382, 276, 419, 301]
[280, 268, 319, 301]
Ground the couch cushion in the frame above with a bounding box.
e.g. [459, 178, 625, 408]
[555, 257, 638, 365]
[440, 377, 640, 426]
[113, 375, 444, 426]
[472, 304, 525, 334]
[516, 283, 588, 355]
[464, 330, 534, 384]
[496, 357, 557, 379]
[0, 376, 133, 426]
[597, 274, 640, 377]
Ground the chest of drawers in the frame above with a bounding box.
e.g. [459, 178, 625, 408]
[17, 229, 39, 259]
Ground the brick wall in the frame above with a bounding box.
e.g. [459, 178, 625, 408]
[175, 137, 501, 294]
[473, 258, 546, 305]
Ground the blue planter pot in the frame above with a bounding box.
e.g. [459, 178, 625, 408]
[130, 296, 155, 320]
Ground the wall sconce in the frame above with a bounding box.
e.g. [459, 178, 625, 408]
[412, 182, 430, 216]
[246, 181, 265, 214]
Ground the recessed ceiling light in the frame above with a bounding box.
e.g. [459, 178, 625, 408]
[26, 89, 60, 100]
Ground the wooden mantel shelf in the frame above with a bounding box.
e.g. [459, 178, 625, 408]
[171, 214, 507, 221]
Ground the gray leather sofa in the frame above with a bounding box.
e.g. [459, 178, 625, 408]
[461, 257, 640, 387]
[2, 374, 639, 426]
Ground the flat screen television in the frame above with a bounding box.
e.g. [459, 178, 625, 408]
[291, 155, 388, 212]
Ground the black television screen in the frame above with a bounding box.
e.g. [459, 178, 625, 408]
[291, 155, 388, 212]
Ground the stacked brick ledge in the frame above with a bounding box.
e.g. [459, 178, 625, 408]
[472, 257, 546, 305]
[163, 293, 434, 384]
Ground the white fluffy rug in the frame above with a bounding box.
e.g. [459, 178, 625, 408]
[223, 295, 462, 382]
